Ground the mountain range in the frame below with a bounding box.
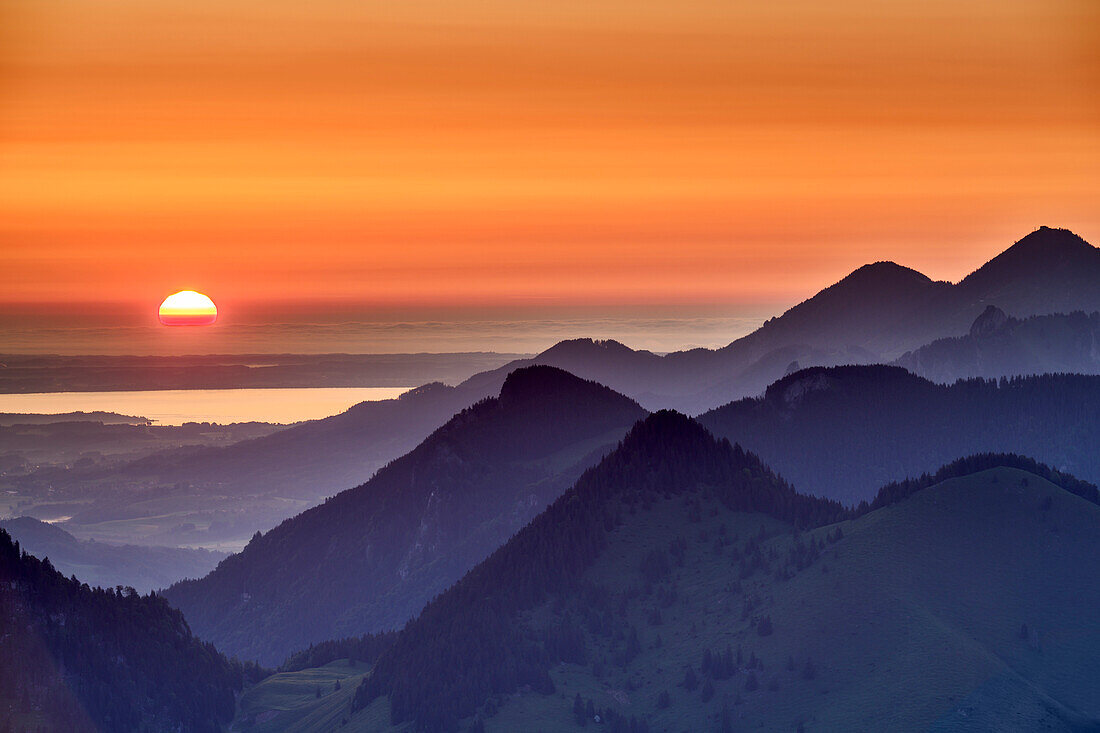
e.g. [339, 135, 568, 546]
[157, 363, 1100, 671]
[698, 365, 1100, 505]
[163, 367, 646, 665]
[6, 226, 1100, 732]
[895, 307, 1100, 382]
[141, 229, 1100, 671]
[345, 413, 1100, 732]
[23, 227, 1100, 552]
[464, 227, 1100, 412]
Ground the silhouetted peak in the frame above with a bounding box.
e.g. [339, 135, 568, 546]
[835, 261, 934, 292]
[744, 260, 941, 344]
[615, 410, 715, 458]
[627, 408, 702, 436]
[498, 365, 633, 409]
[539, 338, 638, 359]
[969, 305, 1010, 337]
[1007, 227, 1093, 258]
[764, 364, 921, 406]
[961, 227, 1097, 288]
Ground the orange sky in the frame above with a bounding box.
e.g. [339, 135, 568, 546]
[1, 0, 1098, 310]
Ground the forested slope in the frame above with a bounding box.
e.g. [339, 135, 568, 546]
[165, 366, 647, 665]
[698, 366, 1100, 504]
[0, 529, 256, 732]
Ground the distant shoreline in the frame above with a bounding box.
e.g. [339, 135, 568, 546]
[0, 410, 149, 426]
[0, 386, 411, 426]
[0, 352, 528, 394]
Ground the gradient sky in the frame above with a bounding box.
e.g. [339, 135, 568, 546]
[2, 0, 1098, 314]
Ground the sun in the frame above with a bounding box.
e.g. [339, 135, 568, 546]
[159, 290, 218, 326]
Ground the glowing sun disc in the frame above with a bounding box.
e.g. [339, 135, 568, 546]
[159, 290, 218, 326]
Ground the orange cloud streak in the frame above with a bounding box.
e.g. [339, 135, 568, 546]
[1, 0, 1097, 307]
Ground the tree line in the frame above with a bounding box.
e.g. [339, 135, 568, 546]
[0, 529, 261, 732]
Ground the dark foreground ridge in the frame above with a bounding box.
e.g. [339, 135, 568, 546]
[0, 529, 262, 732]
[351, 409, 1100, 732]
[354, 410, 846, 730]
[867, 452, 1099, 511]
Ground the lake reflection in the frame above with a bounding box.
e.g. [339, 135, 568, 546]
[0, 387, 410, 425]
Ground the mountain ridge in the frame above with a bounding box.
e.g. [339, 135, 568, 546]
[698, 365, 1100, 504]
[894, 309, 1100, 382]
[162, 366, 647, 665]
[448, 227, 1100, 413]
[354, 410, 847, 730]
[24, 228, 1099, 552]
[347, 412, 1100, 732]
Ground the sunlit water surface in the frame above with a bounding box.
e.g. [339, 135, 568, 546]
[0, 387, 410, 425]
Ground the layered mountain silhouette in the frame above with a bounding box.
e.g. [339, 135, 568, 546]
[163, 366, 646, 665]
[698, 365, 1100, 504]
[55, 380, 484, 502]
[450, 227, 1100, 412]
[956, 227, 1100, 316]
[347, 412, 1099, 732]
[33, 228, 1100, 546]
[894, 308, 1100, 382]
[736, 226, 1100, 358]
[26, 380, 498, 547]
[0, 516, 225, 593]
[15, 227, 1100, 732]
[0, 528, 250, 732]
[353, 410, 846, 731]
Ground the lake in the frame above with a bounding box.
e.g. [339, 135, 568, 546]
[0, 387, 411, 426]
